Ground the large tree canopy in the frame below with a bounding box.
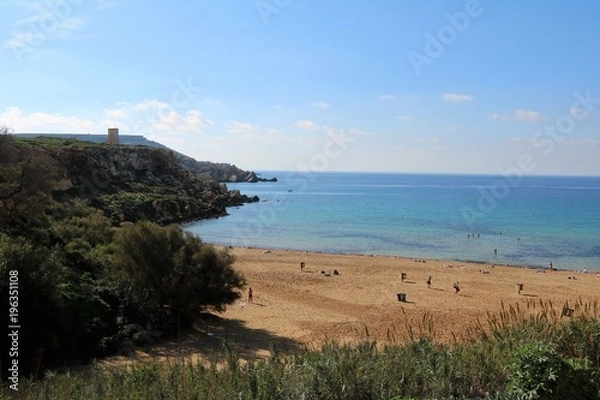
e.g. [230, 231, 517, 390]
[114, 221, 245, 328]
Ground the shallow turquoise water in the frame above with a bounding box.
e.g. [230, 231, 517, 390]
[185, 172, 600, 271]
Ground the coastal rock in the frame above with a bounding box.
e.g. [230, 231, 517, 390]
[5, 137, 260, 225]
[172, 153, 277, 183]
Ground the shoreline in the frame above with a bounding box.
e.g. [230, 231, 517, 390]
[209, 242, 589, 274]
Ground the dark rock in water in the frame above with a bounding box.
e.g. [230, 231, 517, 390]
[256, 176, 278, 182]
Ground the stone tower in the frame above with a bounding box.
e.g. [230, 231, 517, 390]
[107, 128, 119, 145]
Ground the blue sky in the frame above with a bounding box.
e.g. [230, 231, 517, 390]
[1, 0, 599, 175]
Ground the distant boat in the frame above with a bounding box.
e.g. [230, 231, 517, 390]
[288, 189, 293, 192]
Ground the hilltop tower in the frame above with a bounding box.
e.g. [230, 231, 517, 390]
[107, 128, 119, 145]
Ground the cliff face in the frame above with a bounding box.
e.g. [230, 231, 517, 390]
[9, 138, 260, 225]
[173, 153, 277, 183]
[13, 133, 277, 183]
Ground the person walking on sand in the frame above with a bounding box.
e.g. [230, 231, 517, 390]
[517, 283, 523, 295]
[426, 276, 432, 288]
[247, 287, 253, 303]
[453, 281, 460, 294]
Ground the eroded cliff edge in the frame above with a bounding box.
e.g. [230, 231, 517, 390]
[6, 137, 262, 225]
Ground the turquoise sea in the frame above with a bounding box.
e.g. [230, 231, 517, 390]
[185, 172, 600, 272]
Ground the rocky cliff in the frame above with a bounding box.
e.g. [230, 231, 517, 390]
[10, 137, 260, 225]
[14, 133, 277, 183]
[173, 153, 277, 183]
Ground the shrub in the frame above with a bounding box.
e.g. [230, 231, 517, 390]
[507, 342, 599, 400]
[113, 221, 245, 333]
[0, 235, 68, 378]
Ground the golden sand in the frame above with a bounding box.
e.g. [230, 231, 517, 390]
[223, 247, 600, 347]
[102, 246, 600, 365]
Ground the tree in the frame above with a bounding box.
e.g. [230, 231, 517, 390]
[114, 221, 245, 331]
[0, 234, 68, 378]
[0, 130, 59, 229]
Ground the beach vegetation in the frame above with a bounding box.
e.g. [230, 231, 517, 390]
[2, 301, 599, 399]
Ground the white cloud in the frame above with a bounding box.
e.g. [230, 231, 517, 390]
[0, 106, 96, 132]
[0, 99, 214, 138]
[514, 108, 542, 122]
[491, 109, 544, 122]
[440, 93, 474, 103]
[3, 32, 46, 50]
[379, 95, 394, 100]
[310, 101, 330, 110]
[203, 98, 223, 107]
[295, 119, 320, 131]
[221, 121, 291, 145]
[152, 110, 210, 133]
[2, 0, 94, 58]
[96, 0, 124, 9]
[348, 128, 371, 136]
[102, 100, 213, 134]
[58, 17, 87, 33]
[3, 1, 89, 53]
[225, 121, 257, 136]
[129, 99, 170, 112]
[395, 115, 416, 122]
[488, 112, 507, 121]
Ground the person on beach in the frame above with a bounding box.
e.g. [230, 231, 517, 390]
[248, 287, 253, 303]
[300, 261, 305, 271]
[549, 261, 553, 271]
[517, 283, 523, 295]
[453, 281, 460, 294]
[426, 276, 432, 288]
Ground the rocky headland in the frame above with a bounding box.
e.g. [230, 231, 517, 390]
[7, 136, 265, 225]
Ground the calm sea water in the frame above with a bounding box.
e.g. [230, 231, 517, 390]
[185, 172, 600, 271]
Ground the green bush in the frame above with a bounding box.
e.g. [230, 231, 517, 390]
[113, 221, 245, 333]
[507, 342, 599, 400]
[0, 235, 68, 377]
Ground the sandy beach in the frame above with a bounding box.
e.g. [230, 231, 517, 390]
[223, 247, 600, 345]
[103, 247, 600, 365]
